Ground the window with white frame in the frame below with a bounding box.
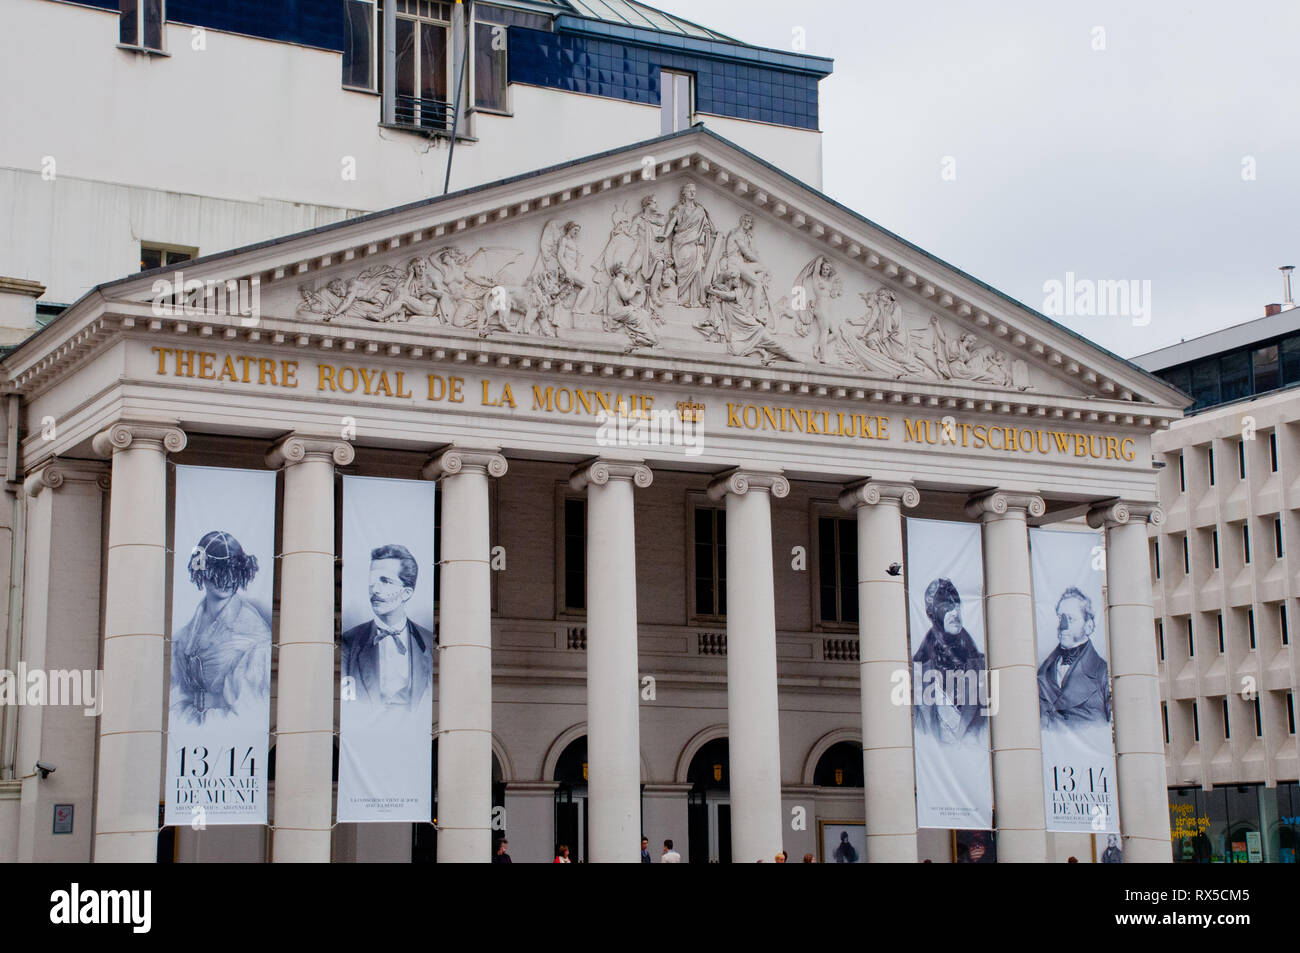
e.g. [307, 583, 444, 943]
[120, 0, 165, 52]
[660, 69, 693, 134]
[343, 0, 379, 90]
[473, 4, 550, 112]
[140, 242, 195, 271]
[393, 0, 454, 130]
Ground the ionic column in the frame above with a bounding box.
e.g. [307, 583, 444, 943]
[1088, 499, 1172, 863]
[570, 458, 652, 863]
[266, 435, 354, 862]
[92, 422, 186, 862]
[965, 489, 1048, 862]
[707, 468, 788, 863]
[423, 446, 507, 863]
[839, 479, 920, 862]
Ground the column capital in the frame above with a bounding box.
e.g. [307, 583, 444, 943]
[707, 467, 789, 502]
[569, 457, 653, 491]
[22, 460, 110, 497]
[965, 488, 1045, 520]
[265, 433, 355, 470]
[91, 421, 186, 457]
[423, 445, 508, 481]
[839, 479, 919, 511]
[1087, 498, 1164, 529]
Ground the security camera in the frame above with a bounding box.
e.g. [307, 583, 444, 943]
[35, 761, 56, 779]
[886, 562, 902, 577]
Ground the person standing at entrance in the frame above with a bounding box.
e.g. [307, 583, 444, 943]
[553, 845, 572, 863]
[641, 837, 652, 863]
[494, 839, 512, 863]
[661, 839, 681, 863]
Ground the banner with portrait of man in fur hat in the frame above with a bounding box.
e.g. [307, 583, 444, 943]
[905, 518, 994, 830]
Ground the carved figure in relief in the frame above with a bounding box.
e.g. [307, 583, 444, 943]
[583, 196, 668, 318]
[312, 265, 400, 322]
[714, 214, 772, 322]
[783, 256, 843, 362]
[605, 263, 660, 352]
[704, 264, 798, 366]
[529, 221, 586, 328]
[660, 182, 716, 308]
[372, 257, 445, 322]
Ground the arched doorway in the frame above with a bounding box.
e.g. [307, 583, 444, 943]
[813, 741, 864, 788]
[686, 738, 730, 863]
[553, 735, 588, 862]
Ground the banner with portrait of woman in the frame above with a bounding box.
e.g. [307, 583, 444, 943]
[905, 518, 993, 830]
[164, 465, 276, 827]
[337, 475, 436, 823]
[1029, 527, 1120, 835]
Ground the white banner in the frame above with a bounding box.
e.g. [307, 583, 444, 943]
[1030, 527, 1120, 834]
[165, 466, 275, 827]
[337, 475, 436, 822]
[905, 518, 993, 830]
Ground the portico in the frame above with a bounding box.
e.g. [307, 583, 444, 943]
[0, 128, 1183, 863]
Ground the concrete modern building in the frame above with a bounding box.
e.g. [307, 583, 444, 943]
[1134, 281, 1300, 863]
[0, 1, 1184, 865]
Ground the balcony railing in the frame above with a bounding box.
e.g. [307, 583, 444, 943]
[393, 94, 454, 132]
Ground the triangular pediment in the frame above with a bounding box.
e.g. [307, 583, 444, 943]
[8, 128, 1186, 419]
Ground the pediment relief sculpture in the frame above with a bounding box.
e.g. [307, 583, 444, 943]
[296, 181, 1030, 389]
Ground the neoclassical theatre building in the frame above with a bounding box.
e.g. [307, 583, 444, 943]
[0, 128, 1185, 863]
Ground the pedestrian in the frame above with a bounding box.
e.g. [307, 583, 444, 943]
[661, 839, 681, 863]
[553, 844, 571, 863]
[802, 853, 815, 863]
[493, 838, 512, 863]
[774, 851, 787, 863]
[641, 836, 652, 863]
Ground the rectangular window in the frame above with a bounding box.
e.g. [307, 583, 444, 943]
[472, 5, 548, 111]
[817, 517, 859, 625]
[1157, 619, 1164, 661]
[1244, 524, 1251, 564]
[1190, 360, 1220, 410]
[120, 0, 164, 52]
[1208, 446, 1215, 486]
[1182, 536, 1189, 575]
[1239, 439, 1246, 479]
[1271, 431, 1279, 472]
[1217, 613, 1224, 654]
[1179, 453, 1186, 492]
[694, 507, 726, 618]
[1223, 697, 1231, 739]
[1212, 530, 1220, 570]
[1249, 607, 1256, 649]
[392, 2, 452, 130]
[343, 0, 377, 89]
[1254, 343, 1280, 394]
[1187, 618, 1195, 657]
[1282, 336, 1300, 386]
[140, 243, 195, 271]
[1192, 701, 1200, 741]
[1275, 518, 1284, 558]
[1154, 539, 1161, 579]
[1289, 693, 1296, 735]
[1162, 702, 1170, 744]
[1254, 697, 1263, 738]
[1220, 350, 1250, 402]
[563, 498, 585, 611]
[660, 69, 693, 134]
[1282, 604, 1290, 646]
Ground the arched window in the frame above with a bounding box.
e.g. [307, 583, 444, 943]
[812, 741, 863, 787]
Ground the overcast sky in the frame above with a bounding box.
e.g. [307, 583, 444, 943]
[651, 0, 1300, 359]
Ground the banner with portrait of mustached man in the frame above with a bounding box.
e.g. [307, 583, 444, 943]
[1030, 528, 1120, 835]
[337, 475, 436, 822]
[904, 518, 994, 830]
[165, 466, 276, 827]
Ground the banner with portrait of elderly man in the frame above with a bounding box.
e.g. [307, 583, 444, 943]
[905, 518, 994, 830]
[165, 465, 276, 827]
[337, 475, 436, 823]
[1029, 527, 1120, 835]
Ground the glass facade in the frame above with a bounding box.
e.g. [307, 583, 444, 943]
[1158, 330, 1300, 412]
[1169, 782, 1300, 862]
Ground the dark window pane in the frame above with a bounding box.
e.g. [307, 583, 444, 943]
[421, 22, 447, 103]
[716, 510, 726, 616]
[1190, 359, 1220, 409]
[140, 246, 162, 271]
[1161, 365, 1191, 396]
[1282, 337, 1300, 386]
[818, 518, 836, 621]
[841, 525, 858, 625]
[343, 0, 374, 88]
[143, 0, 163, 50]
[1254, 344, 1280, 394]
[564, 499, 585, 610]
[120, 0, 138, 46]
[474, 19, 507, 109]
[1219, 350, 1250, 403]
[396, 18, 416, 99]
